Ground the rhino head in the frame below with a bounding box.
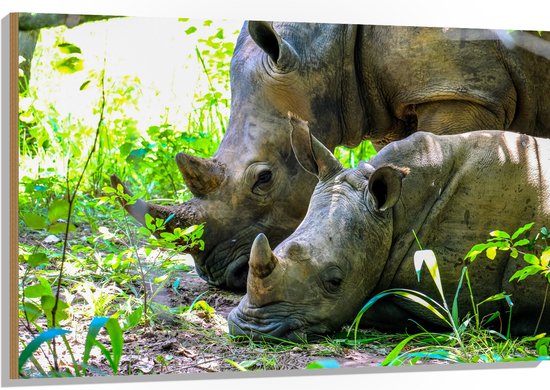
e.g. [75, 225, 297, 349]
[227, 115, 407, 341]
[111, 21, 362, 291]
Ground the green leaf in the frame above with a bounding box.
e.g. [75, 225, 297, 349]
[185, 26, 197, 35]
[48, 222, 76, 234]
[513, 239, 530, 247]
[22, 213, 48, 230]
[24, 277, 53, 298]
[465, 243, 490, 261]
[83, 317, 124, 374]
[27, 253, 49, 267]
[306, 359, 340, 369]
[540, 250, 550, 268]
[490, 230, 510, 239]
[18, 328, 71, 372]
[381, 333, 426, 366]
[523, 253, 540, 265]
[144, 214, 155, 230]
[510, 265, 543, 282]
[121, 306, 143, 331]
[511, 222, 535, 240]
[21, 301, 42, 322]
[57, 42, 82, 54]
[153, 274, 169, 283]
[80, 80, 92, 90]
[55, 56, 84, 73]
[48, 199, 70, 223]
[41, 296, 69, 326]
[486, 246, 497, 260]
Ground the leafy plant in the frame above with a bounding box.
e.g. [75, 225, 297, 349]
[465, 223, 550, 334]
[19, 316, 124, 377]
[347, 231, 545, 365]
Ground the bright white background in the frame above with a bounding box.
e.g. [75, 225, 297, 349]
[2, 0, 549, 389]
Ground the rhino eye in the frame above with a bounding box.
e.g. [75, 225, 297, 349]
[321, 267, 344, 294]
[252, 169, 273, 194]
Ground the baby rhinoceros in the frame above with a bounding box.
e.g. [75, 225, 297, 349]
[227, 114, 550, 342]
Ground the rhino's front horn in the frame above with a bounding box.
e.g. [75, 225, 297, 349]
[249, 233, 278, 279]
[176, 153, 224, 197]
[110, 174, 176, 227]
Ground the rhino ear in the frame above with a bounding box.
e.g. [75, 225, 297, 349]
[288, 112, 342, 180]
[367, 166, 409, 212]
[248, 21, 299, 72]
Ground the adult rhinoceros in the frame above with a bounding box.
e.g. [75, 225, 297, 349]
[227, 115, 550, 341]
[112, 22, 550, 291]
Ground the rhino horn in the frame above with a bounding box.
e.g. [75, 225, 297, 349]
[248, 21, 299, 72]
[288, 112, 343, 180]
[176, 153, 224, 197]
[109, 174, 175, 227]
[249, 233, 278, 279]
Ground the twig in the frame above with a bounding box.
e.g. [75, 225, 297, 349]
[50, 61, 107, 371]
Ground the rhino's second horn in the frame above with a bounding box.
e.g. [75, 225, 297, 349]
[249, 233, 278, 279]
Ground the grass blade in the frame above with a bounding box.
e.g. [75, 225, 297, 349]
[19, 328, 71, 372]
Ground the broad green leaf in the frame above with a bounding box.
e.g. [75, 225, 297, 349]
[48, 222, 76, 234]
[24, 276, 53, 298]
[511, 222, 535, 240]
[153, 274, 169, 283]
[465, 243, 490, 261]
[510, 265, 543, 282]
[20, 302, 41, 322]
[57, 42, 82, 54]
[27, 253, 49, 267]
[523, 253, 540, 265]
[121, 305, 143, 331]
[18, 328, 71, 372]
[22, 213, 48, 230]
[55, 56, 84, 73]
[47, 199, 70, 223]
[185, 26, 197, 35]
[41, 296, 69, 326]
[83, 316, 124, 374]
[144, 214, 154, 230]
[490, 230, 510, 239]
[513, 239, 530, 247]
[486, 246, 497, 260]
[540, 250, 550, 268]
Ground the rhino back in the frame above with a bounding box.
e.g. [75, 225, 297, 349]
[358, 26, 550, 144]
[370, 131, 550, 329]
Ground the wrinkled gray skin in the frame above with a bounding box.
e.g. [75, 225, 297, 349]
[111, 22, 550, 291]
[228, 115, 550, 341]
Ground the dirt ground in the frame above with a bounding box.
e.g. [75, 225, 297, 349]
[19, 263, 407, 379]
[102, 269, 393, 376]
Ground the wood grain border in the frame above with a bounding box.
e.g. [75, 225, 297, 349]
[10, 12, 19, 380]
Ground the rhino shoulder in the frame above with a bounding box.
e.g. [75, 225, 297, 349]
[371, 131, 449, 169]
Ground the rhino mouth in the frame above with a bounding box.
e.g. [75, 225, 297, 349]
[227, 301, 314, 343]
[193, 236, 253, 291]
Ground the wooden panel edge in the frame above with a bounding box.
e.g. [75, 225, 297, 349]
[9, 11, 20, 380]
